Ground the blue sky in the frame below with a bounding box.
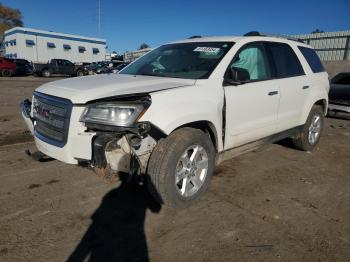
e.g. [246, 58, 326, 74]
[3, 0, 350, 53]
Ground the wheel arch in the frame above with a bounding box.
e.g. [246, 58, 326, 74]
[314, 99, 328, 115]
[299, 97, 328, 125]
[173, 120, 219, 152]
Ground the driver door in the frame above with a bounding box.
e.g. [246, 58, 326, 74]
[224, 42, 280, 149]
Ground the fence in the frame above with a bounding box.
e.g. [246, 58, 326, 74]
[292, 31, 350, 61]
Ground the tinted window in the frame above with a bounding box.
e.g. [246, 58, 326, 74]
[268, 42, 304, 78]
[229, 43, 272, 81]
[298, 46, 325, 73]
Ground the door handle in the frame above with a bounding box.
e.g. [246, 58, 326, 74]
[268, 91, 278, 96]
[302, 85, 310, 90]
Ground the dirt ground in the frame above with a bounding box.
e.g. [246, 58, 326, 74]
[0, 76, 349, 262]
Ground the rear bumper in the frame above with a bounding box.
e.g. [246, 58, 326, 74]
[21, 99, 95, 164]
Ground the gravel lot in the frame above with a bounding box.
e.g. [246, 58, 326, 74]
[0, 76, 349, 262]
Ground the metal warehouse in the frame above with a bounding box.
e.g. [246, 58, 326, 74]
[292, 30, 350, 61]
[4, 27, 107, 63]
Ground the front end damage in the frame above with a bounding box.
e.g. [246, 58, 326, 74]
[89, 122, 158, 180]
[20, 93, 161, 180]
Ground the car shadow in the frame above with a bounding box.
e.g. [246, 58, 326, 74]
[67, 173, 161, 262]
[275, 137, 295, 149]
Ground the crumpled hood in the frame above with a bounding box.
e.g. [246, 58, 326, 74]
[35, 74, 196, 104]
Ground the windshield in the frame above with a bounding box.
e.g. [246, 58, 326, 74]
[120, 42, 234, 79]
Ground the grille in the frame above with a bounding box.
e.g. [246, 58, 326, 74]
[32, 92, 72, 147]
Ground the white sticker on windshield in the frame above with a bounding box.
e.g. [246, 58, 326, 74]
[193, 47, 220, 54]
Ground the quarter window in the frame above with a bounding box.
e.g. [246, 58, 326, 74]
[267, 42, 304, 78]
[229, 43, 272, 81]
[298, 46, 325, 73]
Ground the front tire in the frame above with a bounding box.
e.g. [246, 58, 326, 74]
[42, 69, 51, 77]
[147, 127, 215, 208]
[76, 70, 84, 77]
[293, 105, 324, 151]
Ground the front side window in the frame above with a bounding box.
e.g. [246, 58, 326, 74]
[298, 46, 325, 73]
[267, 42, 304, 78]
[120, 42, 234, 79]
[229, 43, 272, 81]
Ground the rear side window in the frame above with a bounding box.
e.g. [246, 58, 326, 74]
[298, 46, 325, 73]
[267, 42, 304, 78]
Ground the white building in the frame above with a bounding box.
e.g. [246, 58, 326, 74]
[4, 27, 107, 63]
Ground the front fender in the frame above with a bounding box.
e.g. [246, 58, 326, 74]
[140, 85, 224, 151]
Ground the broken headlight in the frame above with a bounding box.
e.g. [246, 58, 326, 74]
[80, 103, 146, 127]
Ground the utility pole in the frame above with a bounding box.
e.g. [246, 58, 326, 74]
[98, 0, 101, 36]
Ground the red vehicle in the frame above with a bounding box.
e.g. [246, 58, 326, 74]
[0, 57, 16, 77]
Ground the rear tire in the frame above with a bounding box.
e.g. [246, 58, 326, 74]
[42, 69, 50, 77]
[293, 105, 324, 151]
[2, 69, 13, 77]
[147, 127, 215, 208]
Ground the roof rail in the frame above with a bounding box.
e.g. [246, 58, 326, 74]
[188, 35, 202, 39]
[243, 31, 304, 43]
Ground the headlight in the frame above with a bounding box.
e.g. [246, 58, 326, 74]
[80, 103, 145, 126]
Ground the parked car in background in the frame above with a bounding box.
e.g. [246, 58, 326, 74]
[86, 61, 108, 75]
[21, 33, 329, 207]
[328, 72, 350, 118]
[34, 59, 85, 77]
[10, 58, 33, 75]
[96, 61, 126, 74]
[0, 57, 16, 77]
[113, 62, 130, 73]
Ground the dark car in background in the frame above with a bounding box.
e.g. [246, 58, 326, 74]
[34, 59, 85, 77]
[10, 58, 33, 75]
[96, 61, 126, 74]
[112, 62, 130, 73]
[328, 72, 350, 118]
[86, 61, 108, 75]
[0, 57, 16, 77]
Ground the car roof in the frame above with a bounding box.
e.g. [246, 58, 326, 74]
[170, 35, 312, 48]
[171, 36, 243, 43]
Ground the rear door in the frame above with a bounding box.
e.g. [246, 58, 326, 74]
[64, 60, 76, 75]
[265, 42, 309, 132]
[224, 42, 280, 149]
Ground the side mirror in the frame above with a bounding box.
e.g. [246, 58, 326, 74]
[224, 67, 250, 85]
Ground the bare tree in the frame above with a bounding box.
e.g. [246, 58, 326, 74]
[0, 2, 23, 44]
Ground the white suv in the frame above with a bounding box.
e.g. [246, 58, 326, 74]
[21, 33, 329, 207]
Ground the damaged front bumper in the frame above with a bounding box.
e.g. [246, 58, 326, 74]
[89, 122, 155, 175]
[20, 98, 157, 174]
